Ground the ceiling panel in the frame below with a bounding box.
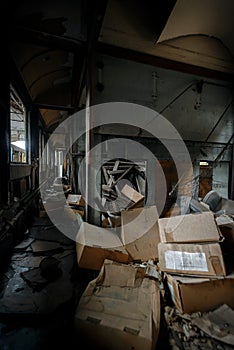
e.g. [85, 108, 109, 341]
[157, 0, 234, 56]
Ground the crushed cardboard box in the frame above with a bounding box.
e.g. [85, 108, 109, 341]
[121, 206, 160, 262]
[166, 271, 234, 314]
[158, 242, 226, 277]
[158, 212, 222, 243]
[76, 222, 130, 270]
[74, 259, 160, 350]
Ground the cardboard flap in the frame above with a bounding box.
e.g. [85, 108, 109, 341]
[209, 256, 223, 275]
[121, 206, 159, 244]
[158, 212, 221, 243]
[76, 222, 124, 249]
[120, 206, 160, 262]
[75, 259, 161, 350]
[102, 260, 138, 287]
[121, 184, 144, 204]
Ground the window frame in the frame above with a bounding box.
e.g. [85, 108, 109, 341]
[10, 84, 29, 164]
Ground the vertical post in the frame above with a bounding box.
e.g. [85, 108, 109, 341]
[230, 145, 234, 200]
[30, 107, 39, 189]
[84, 0, 108, 224]
[0, 82, 10, 208]
[193, 160, 200, 200]
[85, 87, 91, 222]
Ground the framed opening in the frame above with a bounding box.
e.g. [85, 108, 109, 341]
[199, 161, 213, 198]
[10, 85, 27, 163]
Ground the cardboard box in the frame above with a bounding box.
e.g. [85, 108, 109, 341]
[76, 222, 129, 270]
[219, 221, 234, 254]
[39, 210, 48, 218]
[166, 272, 234, 314]
[64, 204, 84, 220]
[216, 214, 233, 226]
[43, 199, 65, 211]
[158, 212, 222, 243]
[109, 214, 122, 228]
[121, 206, 160, 262]
[164, 203, 181, 217]
[67, 194, 85, 207]
[221, 198, 234, 216]
[120, 184, 144, 209]
[74, 260, 160, 350]
[158, 242, 226, 277]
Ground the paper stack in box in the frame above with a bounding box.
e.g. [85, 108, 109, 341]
[157, 211, 232, 314]
[74, 259, 160, 350]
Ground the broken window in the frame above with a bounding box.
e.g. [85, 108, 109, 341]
[101, 159, 146, 213]
[10, 85, 27, 163]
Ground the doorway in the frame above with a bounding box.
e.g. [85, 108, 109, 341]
[199, 161, 213, 199]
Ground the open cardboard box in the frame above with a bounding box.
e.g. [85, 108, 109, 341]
[121, 206, 160, 262]
[166, 271, 234, 314]
[74, 259, 160, 350]
[76, 222, 130, 270]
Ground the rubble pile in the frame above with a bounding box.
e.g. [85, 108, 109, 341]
[164, 304, 234, 350]
[101, 159, 146, 225]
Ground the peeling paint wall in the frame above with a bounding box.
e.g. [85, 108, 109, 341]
[92, 54, 234, 198]
[93, 54, 233, 144]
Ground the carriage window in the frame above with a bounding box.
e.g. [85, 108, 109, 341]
[10, 85, 27, 163]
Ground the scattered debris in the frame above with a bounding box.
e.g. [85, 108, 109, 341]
[13, 237, 35, 252]
[31, 241, 64, 254]
[101, 159, 146, 223]
[39, 256, 62, 281]
[0, 213, 79, 316]
[192, 304, 234, 346]
[164, 305, 234, 350]
[21, 268, 49, 291]
[29, 226, 74, 246]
